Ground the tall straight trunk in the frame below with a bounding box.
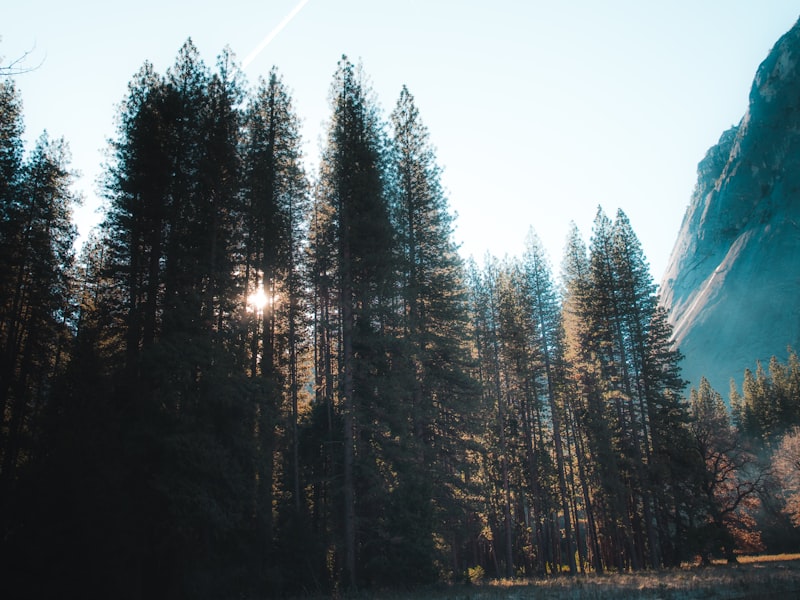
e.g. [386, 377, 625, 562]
[639, 341, 669, 568]
[548, 400, 577, 573]
[0, 257, 28, 433]
[606, 253, 662, 569]
[286, 194, 302, 514]
[289, 288, 301, 513]
[125, 224, 142, 379]
[340, 200, 357, 589]
[312, 273, 335, 542]
[1, 315, 37, 481]
[258, 400, 274, 543]
[488, 285, 514, 579]
[573, 409, 603, 573]
[564, 430, 587, 572]
[614, 308, 660, 569]
[537, 342, 577, 572]
[405, 187, 428, 461]
[520, 377, 545, 574]
[143, 222, 162, 349]
[531, 386, 554, 572]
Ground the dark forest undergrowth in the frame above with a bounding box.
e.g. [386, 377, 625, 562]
[323, 555, 800, 600]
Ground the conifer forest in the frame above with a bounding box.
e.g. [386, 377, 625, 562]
[2, 42, 800, 598]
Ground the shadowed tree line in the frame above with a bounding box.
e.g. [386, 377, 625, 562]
[1, 40, 798, 599]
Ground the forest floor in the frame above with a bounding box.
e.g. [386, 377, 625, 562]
[340, 554, 800, 599]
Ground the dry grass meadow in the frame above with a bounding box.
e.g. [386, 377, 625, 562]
[337, 554, 800, 599]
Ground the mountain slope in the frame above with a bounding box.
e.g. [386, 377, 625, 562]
[660, 17, 800, 395]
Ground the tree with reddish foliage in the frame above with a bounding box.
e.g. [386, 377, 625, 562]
[689, 377, 764, 563]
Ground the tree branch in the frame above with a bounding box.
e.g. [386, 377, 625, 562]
[1, 43, 46, 76]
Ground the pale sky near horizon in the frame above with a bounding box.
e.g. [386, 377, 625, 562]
[3, 1, 799, 283]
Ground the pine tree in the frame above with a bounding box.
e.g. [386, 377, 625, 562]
[101, 61, 171, 374]
[305, 172, 340, 587]
[579, 208, 635, 571]
[0, 132, 77, 483]
[99, 42, 259, 596]
[609, 209, 662, 568]
[241, 66, 311, 587]
[560, 221, 604, 572]
[641, 305, 693, 565]
[498, 258, 558, 576]
[467, 256, 516, 578]
[0, 126, 83, 597]
[522, 229, 577, 574]
[560, 210, 691, 571]
[0, 77, 27, 448]
[310, 57, 397, 589]
[388, 85, 479, 582]
[733, 352, 800, 445]
[0, 78, 23, 211]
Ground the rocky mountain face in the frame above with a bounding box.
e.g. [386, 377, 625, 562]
[660, 18, 800, 396]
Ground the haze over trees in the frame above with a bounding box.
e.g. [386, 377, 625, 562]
[1, 41, 799, 598]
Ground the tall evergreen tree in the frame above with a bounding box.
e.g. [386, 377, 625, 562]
[495, 258, 554, 576]
[560, 210, 689, 571]
[310, 57, 397, 589]
[0, 78, 23, 211]
[389, 85, 479, 581]
[641, 305, 694, 565]
[560, 221, 605, 572]
[101, 59, 173, 374]
[241, 66, 310, 589]
[0, 77, 27, 456]
[99, 42, 258, 597]
[609, 209, 662, 568]
[0, 132, 77, 484]
[0, 128, 80, 597]
[467, 257, 516, 578]
[522, 230, 577, 574]
[733, 351, 800, 444]
[568, 210, 633, 571]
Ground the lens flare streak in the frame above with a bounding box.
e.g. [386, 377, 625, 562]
[242, 0, 310, 69]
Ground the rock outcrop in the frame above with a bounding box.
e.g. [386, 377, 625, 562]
[660, 18, 800, 395]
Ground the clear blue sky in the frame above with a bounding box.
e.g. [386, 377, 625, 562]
[3, 1, 799, 282]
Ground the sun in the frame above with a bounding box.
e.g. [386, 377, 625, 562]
[247, 286, 269, 312]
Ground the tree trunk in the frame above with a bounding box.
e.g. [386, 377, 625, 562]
[341, 198, 357, 589]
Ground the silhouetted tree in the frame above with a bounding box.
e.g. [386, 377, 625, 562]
[0, 132, 77, 484]
[241, 66, 311, 591]
[309, 57, 397, 589]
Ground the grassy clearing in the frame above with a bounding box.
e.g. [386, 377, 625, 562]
[339, 555, 800, 599]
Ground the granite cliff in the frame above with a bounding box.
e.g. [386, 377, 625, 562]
[660, 18, 800, 395]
